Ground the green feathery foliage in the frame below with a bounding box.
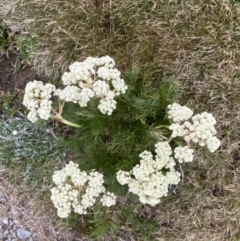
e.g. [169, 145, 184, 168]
[53, 66, 180, 239]
[57, 66, 180, 194]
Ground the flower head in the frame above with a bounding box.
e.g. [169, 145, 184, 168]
[23, 80, 56, 123]
[51, 161, 116, 218]
[59, 56, 128, 115]
[116, 142, 180, 206]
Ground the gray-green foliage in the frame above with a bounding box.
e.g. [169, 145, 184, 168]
[0, 108, 65, 188]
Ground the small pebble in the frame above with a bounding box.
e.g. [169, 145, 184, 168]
[16, 228, 31, 239]
[12, 130, 18, 136]
[0, 189, 7, 203]
[2, 218, 8, 225]
[0, 197, 7, 203]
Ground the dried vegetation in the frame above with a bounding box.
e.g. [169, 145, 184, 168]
[1, 0, 240, 240]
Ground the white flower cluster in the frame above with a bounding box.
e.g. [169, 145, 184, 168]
[100, 192, 117, 207]
[23, 56, 127, 123]
[56, 56, 128, 115]
[23, 80, 56, 123]
[174, 146, 194, 163]
[116, 142, 181, 206]
[168, 103, 221, 153]
[167, 103, 193, 122]
[51, 161, 116, 218]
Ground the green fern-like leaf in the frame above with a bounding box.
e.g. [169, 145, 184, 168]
[57, 65, 180, 193]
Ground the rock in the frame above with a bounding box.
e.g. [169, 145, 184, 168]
[12, 224, 17, 230]
[9, 218, 13, 226]
[0, 188, 7, 203]
[0, 196, 7, 203]
[2, 217, 8, 225]
[16, 228, 31, 239]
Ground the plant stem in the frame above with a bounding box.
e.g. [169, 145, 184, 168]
[52, 114, 81, 128]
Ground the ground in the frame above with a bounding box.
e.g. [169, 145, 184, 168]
[1, 0, 240, 240]
[0, 170, 81, 241]
[0, 52, 84, 241]
[0, 51, 37, 92]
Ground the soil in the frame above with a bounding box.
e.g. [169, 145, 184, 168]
[0, 51, 39, 93]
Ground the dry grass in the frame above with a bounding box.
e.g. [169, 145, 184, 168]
[0, 0, 201, 76]
[1, 0, 240, 240]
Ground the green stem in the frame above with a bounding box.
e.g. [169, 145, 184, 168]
[155, 124, 170, 129]
[52, 114, 81, 128]
[59, 101, 65, 116]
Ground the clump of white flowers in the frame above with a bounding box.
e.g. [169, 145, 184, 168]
[51, 161, 116, 218]
[206, 136, 221, 153]
[23, 80, 56, 123]
[116, 142, 181, 206]
[168, 103, 221, 153]
[100, 192, 117, 207]
[167, 103, 193, 122]
[115, 105, 221, 206]
[174, 146, 194, 163]
[23, 56, 128, 124]
[22, 64, 221, 214]
[56, 56, 128, 115]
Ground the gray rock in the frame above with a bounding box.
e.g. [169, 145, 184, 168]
[0, 189, 7, 202]
[12, 224, 17, 230]
[9, 218, 13, 227]
[0, 196, 7, 203]
[2, 217, 8, 225]
[16, 228, 31, 239]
